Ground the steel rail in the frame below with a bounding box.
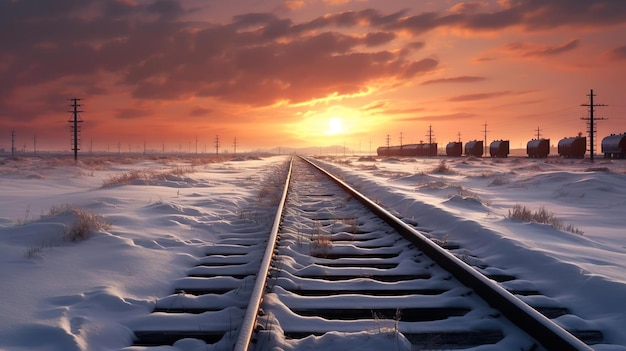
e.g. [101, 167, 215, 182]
[300, 155, 592, 351]
[233, 156, 294, 351]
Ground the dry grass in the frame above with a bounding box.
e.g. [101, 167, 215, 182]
[507, 204, 583, 235]
[49, 205, 111, 241]
[102, 169, 148, 187]
[311, 233, 332, 249]
[430, 160, 455, 174]
[101, 166, 196, 188]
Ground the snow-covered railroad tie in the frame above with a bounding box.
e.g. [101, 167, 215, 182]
[131, 156, 602, 350]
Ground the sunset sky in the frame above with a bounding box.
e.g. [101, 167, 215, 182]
[1, 0, 626, 153]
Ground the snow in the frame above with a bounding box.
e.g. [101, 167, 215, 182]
[0, 154, 625, 350]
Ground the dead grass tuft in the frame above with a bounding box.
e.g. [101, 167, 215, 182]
[430, 160, 455, 174]
[507, 204, 583, 235]
[49, 205, 111, 241]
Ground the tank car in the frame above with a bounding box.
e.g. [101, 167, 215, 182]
[446, 142, 463, 157]
[601, 133, 626, 159]
[377, 145, 401, 157]
[527, 139, 550, 158]
[464, 140, 483, 157]
[558, 136, 586, 158]
[489, 140, 510, 158]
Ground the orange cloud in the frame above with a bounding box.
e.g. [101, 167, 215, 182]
[449, 2, 488, 14]
[501, 39, 580, 57]
[420, 76, 487, 85]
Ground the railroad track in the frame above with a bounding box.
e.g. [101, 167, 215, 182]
[131, 156, 602, 350]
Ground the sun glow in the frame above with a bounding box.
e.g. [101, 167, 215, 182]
[289, 105, 383, 145]
[326, 117, 343, 135]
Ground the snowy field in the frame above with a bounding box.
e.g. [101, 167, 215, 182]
[0, 154, 625, 350]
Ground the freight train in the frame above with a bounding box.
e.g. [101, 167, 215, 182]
[377, 133, 624, 159]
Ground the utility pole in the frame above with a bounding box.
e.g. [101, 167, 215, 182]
[581, 89, 607, 162]
[67, 98, 83, 161]
[482, 122, 489, 156]
[33, 135, 37, 155]
[426, 125, 434, 144]
[535, 126, 542, 140]
[457, 132, 462, 143]
[215, 135, 220, 156]
[426, 125, 435, 156]
[11, 131, 15, 156]
[233, 137, 238, 155]
[385, 134, 390, 157]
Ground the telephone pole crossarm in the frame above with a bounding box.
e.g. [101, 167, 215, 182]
[67, 98, 84, 161]
[580, 89, 607, 161]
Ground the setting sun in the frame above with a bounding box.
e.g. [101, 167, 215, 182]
[326, 117, 343, 135]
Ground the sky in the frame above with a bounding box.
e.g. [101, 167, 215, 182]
[1, 0, 626, 153]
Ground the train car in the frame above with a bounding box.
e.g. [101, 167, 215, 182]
[403, 143, 438, 157]
[396, 144, 420, 157]
[446, 142, 463, 157]
[489, 140, 510, 158]
[377, 145, 399, 157]
[527, 139, 550, 158]
[421, 143, 438, 157]
[376, 146, 390, 157]
[558, 136, 586, 158]
[376, 143, 437, 157]
[464, 140, 483, 157]
[601, 133, 626, 159]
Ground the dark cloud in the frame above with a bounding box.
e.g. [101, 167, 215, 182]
[421, 76, 487, 85]
[116, 108, 153, 120]
[363, 32, 396, 47]
[386, 1, 626, 34]
[504, 39, 580, 57]
[0, 3, 441, 107]
[189, 106, 213, 117]
[448, 91, 513, 102]
[147, 0, 185, 20]
[402, 58, 439, 79]
[447, 89, 538, 103]
[2, 1, 619, 110]
[607, 45, 626, 60]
